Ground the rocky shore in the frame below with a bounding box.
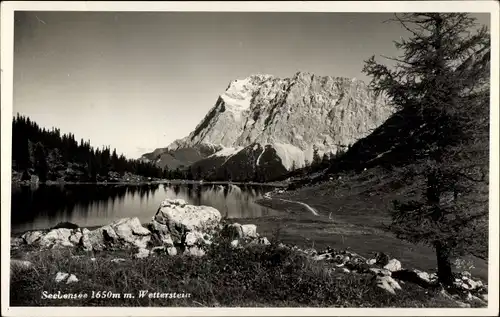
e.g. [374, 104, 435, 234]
[11, 199, 488, 308]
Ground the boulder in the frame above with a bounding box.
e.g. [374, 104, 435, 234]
[167, 246, 178, 256]
[375, 275, 402, 295]
[22, 231, 44, 245]
[150, 220, 175, 245]
[55, 272, 69, 283]
[11, 237, 24, 248]
[66, 274, 78, 284]
[135, 248, 150, 259]
[150, 245, 177, 256]
[247, 237, 271, 247]
[11, 259, 33, 272]
[69, 231, 83, 244]
[86, 227, 109, 251]
[241, 224, 258, 239]
[184, 246, 206, 257]
[392, 269, 434, 288]
[258, 237, 271, 246]
[465, 278, 480, 290]
[38, 228, 73, 248]
[366, 258, 377, 265]
[83, 218, 151, 251]
[413, 269, 432, 283]
[230, 240, 239, 248]
[81, 228, 92, 251]
[154, 199, 221, 237]
[375, 252, 390, 266]
[160, 198, 187, 208]
[221, 223, 259, 240]
[111, 218, 151, 248]
[221, 223, 244, 240]
[369, 268, 392, 276]
[384, 259, 402, 272]
[185, 231, 211, 246]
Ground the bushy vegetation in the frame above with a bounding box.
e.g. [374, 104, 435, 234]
[10, 242, 458, 307]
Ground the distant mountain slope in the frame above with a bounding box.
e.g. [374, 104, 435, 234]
[140, 143, 222, 170]
[142, 72, 394, 181]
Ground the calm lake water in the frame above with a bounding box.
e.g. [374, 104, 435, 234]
[11, 183, 280, 233]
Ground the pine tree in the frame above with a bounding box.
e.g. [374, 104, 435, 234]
[321, 153, 330, 168]
[33, 142, 49, 182]
[363, 13, 490, 286]
[312, 148, 322, 168]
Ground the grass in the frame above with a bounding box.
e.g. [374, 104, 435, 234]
[10, 240, 460, 307]
[244, 166, 488, 282]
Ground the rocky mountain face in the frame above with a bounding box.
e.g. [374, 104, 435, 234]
[142, 72, 394, 181]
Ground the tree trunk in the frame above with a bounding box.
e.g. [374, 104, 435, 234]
[435, 241, 454, 286]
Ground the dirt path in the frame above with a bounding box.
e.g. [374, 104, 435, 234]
[263, 192, 320, 216]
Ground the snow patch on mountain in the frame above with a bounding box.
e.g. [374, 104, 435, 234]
[273, 143, 308, 170]
[256, 148, 266, 166]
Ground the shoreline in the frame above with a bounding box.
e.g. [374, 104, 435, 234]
[11, 180, 288, 187]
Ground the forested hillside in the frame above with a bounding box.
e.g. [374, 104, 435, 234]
[11, 114, 168, 183]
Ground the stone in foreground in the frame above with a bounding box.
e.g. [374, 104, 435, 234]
[54, 272, 69, 283]
[154, 199, 221, 238]
[375, 275, 402, 295]
[384, 259, 402, 272]
[66, 274, 79, 284]
[10, 259, 33, 272]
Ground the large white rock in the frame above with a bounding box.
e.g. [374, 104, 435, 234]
[150, 220, 174, 245]
[54, 272, 69, 283]
[222, 223, 258, 240]
[155, 199, 221, 234]
[66, 274, 79, 284]
[69, 231, 83, 244]
[83, 218, 151, 251]
[366, 258, 377, 265]
[167, 246, 178, 256]
[384, 259, 402, 272]
[375, 276, 402, 295]
[22, 231, 44, 245]
[38, 228, 73, 248]
[112, 217, 150, 237]
[412, 269, 437, 284]
[160, 198, 187, 208]
[81, 228, 92, 251]
[241, 224, 258, 239]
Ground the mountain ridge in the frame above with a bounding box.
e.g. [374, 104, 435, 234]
[141, 71, 394, 180]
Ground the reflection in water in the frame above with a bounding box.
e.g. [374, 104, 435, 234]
[11, 183, 279, 232]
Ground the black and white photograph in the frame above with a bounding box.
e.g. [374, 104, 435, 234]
[1, 1, 498, 316]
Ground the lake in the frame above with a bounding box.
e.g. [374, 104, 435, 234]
[11, 183, 280, 233]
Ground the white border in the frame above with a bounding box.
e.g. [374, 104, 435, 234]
[1, 1, 499, 316]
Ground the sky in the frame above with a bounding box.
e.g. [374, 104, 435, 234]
[13, 12, 490, 159]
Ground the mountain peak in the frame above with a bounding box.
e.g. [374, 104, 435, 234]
[143, 71, 394, 179]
